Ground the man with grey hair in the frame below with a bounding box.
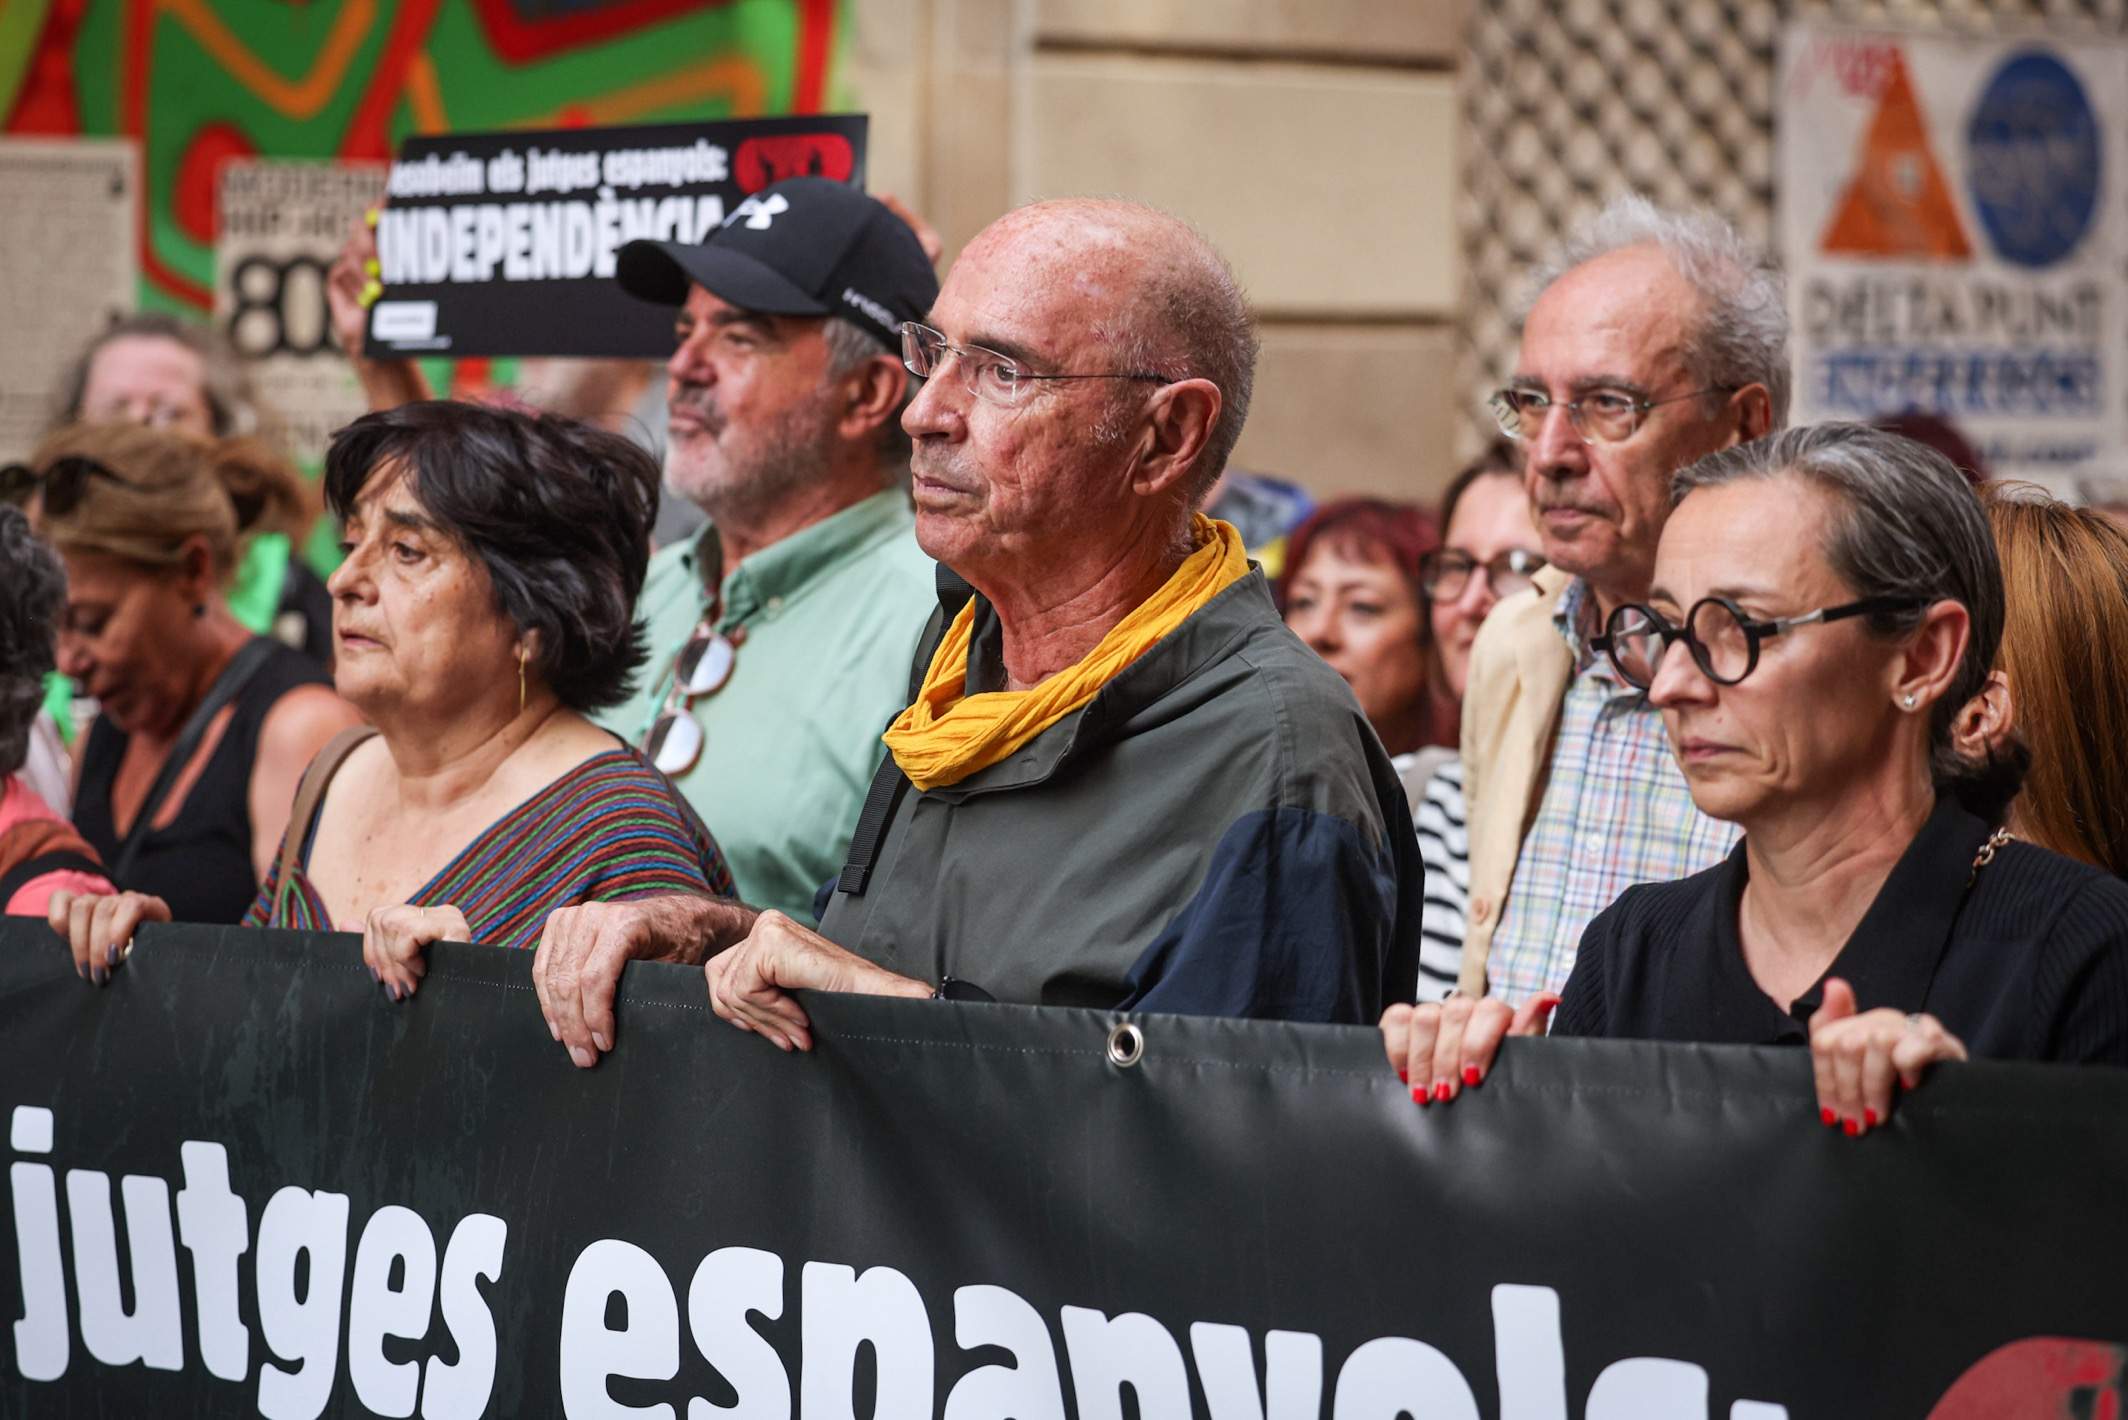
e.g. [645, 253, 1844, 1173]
[533, 197, 1422, 1064]
[595, 176, 942, 922]
[1450, 193, 1786, 1007]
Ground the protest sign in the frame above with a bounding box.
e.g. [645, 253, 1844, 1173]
[1779, 26, 2128, 497]
[0, 138, 137, 462]
[2, 918, 2124, 1418]
[215, 159, 388, 467]
[364, 116, 868, 360]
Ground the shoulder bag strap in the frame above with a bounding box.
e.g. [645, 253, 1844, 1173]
[267, 725, 377, 923]
[108, 636, 280, 887]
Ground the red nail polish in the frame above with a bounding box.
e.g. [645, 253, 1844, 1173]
[1432, 1080, 1451, 1102]
[1820, 1106, 1836, 1127]
[1462, 1064, 1481, 1086]
[1842, 1117, 1859, 1136]
[1397, 1068, 1408, 1084]
[1412, 1086, 1428, 1107]
[1864, 1108, 1878, 1128]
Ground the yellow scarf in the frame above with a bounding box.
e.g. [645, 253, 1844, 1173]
[883, 515, 1251, 790]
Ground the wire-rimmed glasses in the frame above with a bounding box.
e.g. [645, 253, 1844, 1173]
[1419, 547, 1548, 602]
[898, 321, 1172, 407]
[1488, 385, 1736, 444]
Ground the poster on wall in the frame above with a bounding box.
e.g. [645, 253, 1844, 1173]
[215, 159, 387, 467]
[1779, 25, 2128, 499]
[0, 138, 138, 463]
[365, 115, 868, 359]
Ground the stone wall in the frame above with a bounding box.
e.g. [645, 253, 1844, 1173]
[841, 0, 1468, 506]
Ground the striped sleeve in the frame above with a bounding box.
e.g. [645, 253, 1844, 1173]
[1413, 757, 1470, 1003]
[429, 753, 734, 952]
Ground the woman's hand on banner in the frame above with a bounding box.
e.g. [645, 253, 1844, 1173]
[705, 910, 931, 1053]
[362, 904, 471, 1002]
[46, 889, 171, 985]
[1807, 977, 1967, 1137]
[1380, 992, 1560, 1106]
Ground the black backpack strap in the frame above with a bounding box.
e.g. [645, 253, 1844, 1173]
[0, 850, 106, 910]
[837, 564, 975, 900]
[109, 636, 279, 888]
[837, 751, 910, 897]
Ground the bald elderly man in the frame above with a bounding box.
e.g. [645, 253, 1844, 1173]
[532, 199, 1422, 1062]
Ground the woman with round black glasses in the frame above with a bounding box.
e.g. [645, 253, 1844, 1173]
[1382, 424, 2128, 1131]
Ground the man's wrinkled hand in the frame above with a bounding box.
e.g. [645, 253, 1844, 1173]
[705, 910, 929, 1053]
[533, 896, 730, 1069]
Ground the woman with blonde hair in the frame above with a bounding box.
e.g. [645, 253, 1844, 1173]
[10, 422, 359, 925]
[1984, 487, 2128, 877]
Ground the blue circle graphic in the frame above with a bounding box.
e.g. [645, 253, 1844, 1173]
[1966, 51, 2102, 268]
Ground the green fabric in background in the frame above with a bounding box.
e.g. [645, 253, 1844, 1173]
[227, 531, 292, 634]
[40, 671, 72, 746]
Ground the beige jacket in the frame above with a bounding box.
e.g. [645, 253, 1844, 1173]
[1456, 564, 1577, 995]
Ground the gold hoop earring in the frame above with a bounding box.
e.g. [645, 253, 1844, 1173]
[518, 646, 528, 716]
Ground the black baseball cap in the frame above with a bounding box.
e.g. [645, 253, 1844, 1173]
[615, 176, 937, 351]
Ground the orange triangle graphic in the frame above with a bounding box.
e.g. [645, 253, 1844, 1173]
[1821, 52, 1972, 259]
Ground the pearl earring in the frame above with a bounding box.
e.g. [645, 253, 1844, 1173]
[1902, 693, 1916, 709]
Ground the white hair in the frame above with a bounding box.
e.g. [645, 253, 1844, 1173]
[1524, 193, 1791, 428]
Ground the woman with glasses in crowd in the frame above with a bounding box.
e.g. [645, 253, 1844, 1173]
[1384, 424, 2128, 1128]
[16, 423, 359, 930]
[50, 401, 733, 997]
[55, 313, 338, 665]
[1404, 443, 1544, 1000]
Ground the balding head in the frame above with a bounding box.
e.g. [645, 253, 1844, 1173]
[965, 199, 1258, 498]
[904, 198, 1258, 613]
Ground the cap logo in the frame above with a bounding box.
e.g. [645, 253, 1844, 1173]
[842, 287, 894, 331]
[725, 193, 790, 231]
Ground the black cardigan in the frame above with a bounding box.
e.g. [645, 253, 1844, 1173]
[1552, 796, 2128, 1064]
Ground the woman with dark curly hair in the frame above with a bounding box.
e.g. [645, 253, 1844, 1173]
[51, 401, 735, 994]
[0, 506, 115, 914]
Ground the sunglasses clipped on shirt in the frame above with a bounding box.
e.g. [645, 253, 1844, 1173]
[643, 621, 741, 776]
[0, 455, 144, 516]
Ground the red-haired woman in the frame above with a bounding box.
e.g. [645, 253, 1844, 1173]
[1279, 498, 1451, 772]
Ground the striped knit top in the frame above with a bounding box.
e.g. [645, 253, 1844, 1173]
[243, 749, 736, 951]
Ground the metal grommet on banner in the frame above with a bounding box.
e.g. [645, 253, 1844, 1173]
[1105, 1021, 1145, 1069]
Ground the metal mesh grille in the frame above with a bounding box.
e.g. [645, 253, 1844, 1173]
[1457, 0, 2128, 451]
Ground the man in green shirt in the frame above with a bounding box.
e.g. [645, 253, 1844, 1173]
[600, 178, 941, 919]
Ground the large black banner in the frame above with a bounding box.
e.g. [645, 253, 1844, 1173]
[2, 918, 2124, 1418]
[364, 115, 868, 359]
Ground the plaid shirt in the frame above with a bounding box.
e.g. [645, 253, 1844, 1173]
[1486, 579, 1739, 1004]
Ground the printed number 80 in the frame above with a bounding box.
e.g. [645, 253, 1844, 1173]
[226, 255, 333, 359]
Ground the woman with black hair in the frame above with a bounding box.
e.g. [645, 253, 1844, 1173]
[50, 401, 735, 994]
[0, 505, 114, 915]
